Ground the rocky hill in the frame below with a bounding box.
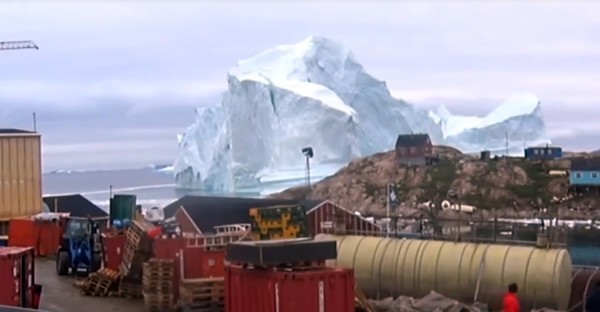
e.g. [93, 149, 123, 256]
[269, 146, 600, 219]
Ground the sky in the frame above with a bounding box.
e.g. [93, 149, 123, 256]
[1, 0, 599, 172]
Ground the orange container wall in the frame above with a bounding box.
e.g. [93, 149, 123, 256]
[225, 265, 355, 312]
[183, 248, 226, 279]
[0, 133, 43, 220]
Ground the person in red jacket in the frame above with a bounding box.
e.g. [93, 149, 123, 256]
[503, 283, 521, 312]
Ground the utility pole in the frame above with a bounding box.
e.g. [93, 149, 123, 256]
[302, 147, 314, 188]
[32, 113, 37, 132]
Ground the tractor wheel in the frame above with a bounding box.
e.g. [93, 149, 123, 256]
[91, 253, 102, 273]
[56, 251, 69, 276]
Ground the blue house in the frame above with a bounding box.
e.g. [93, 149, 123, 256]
[569, 158, 600, 189]
[524, 146, 562, 161]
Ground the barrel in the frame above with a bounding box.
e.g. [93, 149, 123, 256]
[109, 194, 136, 223]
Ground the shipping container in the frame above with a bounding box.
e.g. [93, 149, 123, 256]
[0, 247, 37, 308]
[225, 265, 355, 312]
[100, 233, 126, 271]
[7, 219, 36, 250]
[33, 220, 61, 256]
[306, 201, 381, 236]
[109, 194, 136, 223]
[8, 218, 62, 257]
[0, 130, 43, 223]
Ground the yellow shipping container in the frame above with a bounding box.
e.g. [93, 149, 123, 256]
[0, 129, 43, 221]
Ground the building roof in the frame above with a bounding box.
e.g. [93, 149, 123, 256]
[43, 194, 108, 218]
[163, 195, 323, 234]
[0, 128, 37, 135]
[395, 133, 431, 148]
[525, 146, 561, 150]
[571, 158, 600, 171]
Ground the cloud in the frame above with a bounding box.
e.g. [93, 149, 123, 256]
[0, 79, 226, 105]
[1, 0, 599, 170]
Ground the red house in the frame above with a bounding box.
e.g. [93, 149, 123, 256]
[395, 133, 433, 167]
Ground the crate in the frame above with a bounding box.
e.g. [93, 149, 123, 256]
[179, 277, 225, 312]
[226, 239, 336, 267]
[81, 268, 120, 297]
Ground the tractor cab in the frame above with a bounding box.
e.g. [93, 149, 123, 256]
[56, 217, 102, 276]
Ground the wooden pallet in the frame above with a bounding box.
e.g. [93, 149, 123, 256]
[80, 268, 120, 296]
[119, 279, 143, 298]
[180, 302, 224, 312]
[143, 292, 174, 312]
[179, 277, 224, 308]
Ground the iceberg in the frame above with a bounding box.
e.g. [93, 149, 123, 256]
[174, 36, 551, 191]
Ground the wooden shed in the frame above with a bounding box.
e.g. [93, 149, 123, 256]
[306, 201, 382, 236]
[0, 129, 43, 232]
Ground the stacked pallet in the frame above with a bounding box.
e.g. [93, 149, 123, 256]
[142, 259, 175, 312]
[179, 277, 225, 312]
[118, 277, 144, 298]
[119, 220, 154, 279]
[80, 268, 120, 297]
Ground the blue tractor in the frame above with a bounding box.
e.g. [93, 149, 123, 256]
[56, 217, 103, 276]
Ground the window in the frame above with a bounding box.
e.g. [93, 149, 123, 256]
[534, 149, 539, 155]
[593, 172, 599, 179]
[575, 173, 582, 179]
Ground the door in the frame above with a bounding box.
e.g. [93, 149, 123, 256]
[20, 254, 29, 307]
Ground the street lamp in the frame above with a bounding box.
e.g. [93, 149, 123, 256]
[302, 147, 314, 187]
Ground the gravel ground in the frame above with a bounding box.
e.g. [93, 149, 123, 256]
[35, 258, 143, 312]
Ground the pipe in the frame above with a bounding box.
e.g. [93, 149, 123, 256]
[315, 234, 572, 311]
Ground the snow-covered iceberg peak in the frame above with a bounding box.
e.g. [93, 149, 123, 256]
[484, 93, 541, 125]
[233, 35, 355, 82]
[433, 92, 544, 138]
[174, 36, 551, 192]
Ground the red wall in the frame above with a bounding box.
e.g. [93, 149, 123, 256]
[175, 208, 201, 235]
[307, 202, 381, 236]
[153, 236, 227, 301]
[225, 265, 355, 312]
[8, 218, 62, 257]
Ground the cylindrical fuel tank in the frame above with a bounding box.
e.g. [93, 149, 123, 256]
[315, 234, 572, 310]
[569, 268, 600, 312]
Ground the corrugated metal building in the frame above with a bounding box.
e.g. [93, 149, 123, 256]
[0, 129, 42, 227]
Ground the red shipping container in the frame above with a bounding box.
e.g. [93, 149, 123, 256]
[8, 219, 37, 249]
[0, 247, 36, 308]
[225, 265, 355, 312]
[153, 237, 185, 300]
[34, 221, 62, 257]
[101, 233, 126, 271]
